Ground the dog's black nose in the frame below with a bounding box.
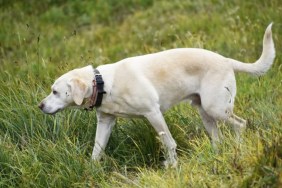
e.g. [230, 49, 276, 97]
[38, 102, 44, 110]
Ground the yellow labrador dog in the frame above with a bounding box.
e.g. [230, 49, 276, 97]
[39, 24, 275, 167]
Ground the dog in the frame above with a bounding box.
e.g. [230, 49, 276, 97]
[39, 23, 275, 168]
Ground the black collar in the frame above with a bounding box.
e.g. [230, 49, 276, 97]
[87, 69, 106, 110]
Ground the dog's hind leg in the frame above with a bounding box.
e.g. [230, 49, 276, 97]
[145, 108, 178, 168]
[92, 111, 116, 161]
[227, 113, 246, 142]
[198, 106, 222, 149]
[198, 71, 237, 146]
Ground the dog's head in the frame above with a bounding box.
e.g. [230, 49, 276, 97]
[38, 66, 93, 115]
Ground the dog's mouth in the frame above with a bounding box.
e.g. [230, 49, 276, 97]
[43, 108, 61, 115]
[52, 108, 62, 115]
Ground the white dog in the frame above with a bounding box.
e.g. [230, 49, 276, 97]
[39, 24, 275, 167]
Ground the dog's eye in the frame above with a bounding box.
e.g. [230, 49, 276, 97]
[53, 90, 58, 95]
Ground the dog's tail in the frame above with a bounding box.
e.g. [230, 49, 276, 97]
[227, 23, 275, 76]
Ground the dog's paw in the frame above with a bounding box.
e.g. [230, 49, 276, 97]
[163, 159, 178, 169]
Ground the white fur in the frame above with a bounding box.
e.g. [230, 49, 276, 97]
[39, 24, 275, 168]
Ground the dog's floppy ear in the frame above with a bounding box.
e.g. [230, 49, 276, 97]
[68, 78, 88, 105]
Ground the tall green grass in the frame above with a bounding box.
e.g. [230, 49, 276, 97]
[1, 0, 281, 187]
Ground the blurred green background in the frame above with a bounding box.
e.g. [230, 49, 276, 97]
[0, 0, 281, 187]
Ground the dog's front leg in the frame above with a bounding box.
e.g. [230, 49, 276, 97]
[92, 111, 116, 161]
[145, 108, 178, 168]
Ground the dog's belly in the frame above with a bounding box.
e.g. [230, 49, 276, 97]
[110, 112, 143, 118]
[99, 87, 199, 118]
[98, 96, 155, 117]
[98, 106, 147, 118]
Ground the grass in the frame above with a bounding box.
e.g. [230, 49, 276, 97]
[0, 0, 282, 187]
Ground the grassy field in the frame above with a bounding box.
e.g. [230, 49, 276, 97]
[0, 0, 281, 187]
